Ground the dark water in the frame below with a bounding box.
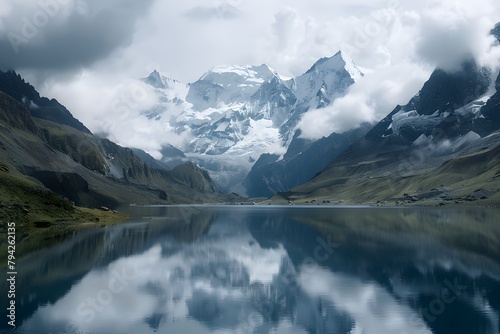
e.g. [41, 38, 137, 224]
[4, 206, 500, 334]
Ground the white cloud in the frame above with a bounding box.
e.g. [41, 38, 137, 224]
[299, 267, 433, 334]
[414, 2, 500, 72]
[262, 7, 346, 78]
[298, 62, 431, 139]
[184, 3, 241, 21]
[0, 0, 155, 71]
[40, 70, 191, 158]
[295, 0, 500, 140]
[10, 0, 500, 151]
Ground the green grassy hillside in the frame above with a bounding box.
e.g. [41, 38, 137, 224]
[276, 144, 500, 206]
[0, 163, 129, 263]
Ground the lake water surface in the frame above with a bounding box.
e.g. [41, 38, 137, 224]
[6, 206, 500, 334]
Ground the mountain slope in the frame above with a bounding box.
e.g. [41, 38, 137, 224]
[279, 51, 363, 142]
[332, 59, 492, 167]
[187, 64, 277, 109]
[286, 140, 500, 206]
[282, 58, 500, 205]
[245, 124, 371, 197]
[481, 71, 500, 124]
[0, 76, 226, 211]
[0, 71, 91, 133]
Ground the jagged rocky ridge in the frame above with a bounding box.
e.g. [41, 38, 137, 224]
[139, 51, 364, 194]
[0, 71, 91, 133]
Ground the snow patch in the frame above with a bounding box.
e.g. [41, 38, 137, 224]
[450, 131, 481, 151]
[412, 134, 432, 146]
[215, 122, 229, 132]
[455, 94, 492, 117]
[391, 109, 442, 136]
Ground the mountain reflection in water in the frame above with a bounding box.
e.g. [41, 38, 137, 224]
[7, 206, 500, 334]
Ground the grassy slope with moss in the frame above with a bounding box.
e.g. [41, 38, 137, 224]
[1, 88, 226, 208]
[272, 143, 500, 207]
[0, 163, 129, 264]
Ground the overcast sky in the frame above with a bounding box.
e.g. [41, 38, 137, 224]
[1, 0, 500, 150]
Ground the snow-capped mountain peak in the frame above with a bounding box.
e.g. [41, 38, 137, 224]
[337, 51, 364, 82]
[142, 70, 183, 90]
[275, 50, 364, 142]
[140, 70, 189, 120]
[202, 64, 275, 79]
[198, 64, 277, 94]
[187, 64, 280, 109]
[293, 51, 363, 108]
[304, 51, 363, 82]
[135, 53, 364, 193]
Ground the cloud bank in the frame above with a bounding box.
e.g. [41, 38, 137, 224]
[184, 3, 241, 21]
[0, 0, 154, 72]
[1, 0, 499, 151]
[296, 0, 500, 139]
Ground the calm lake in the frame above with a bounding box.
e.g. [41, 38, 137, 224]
[5, 206, 500, 334]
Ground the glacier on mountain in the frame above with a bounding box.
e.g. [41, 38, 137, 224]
[137, 51, 364, 194]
